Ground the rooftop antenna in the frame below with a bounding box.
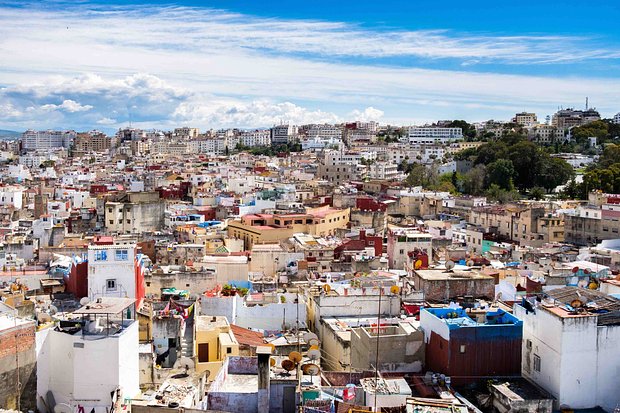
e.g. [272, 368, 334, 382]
[586, 97, 589, 110]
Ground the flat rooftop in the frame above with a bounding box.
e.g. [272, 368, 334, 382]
[196, 315, 229, 330]
[0, 315, 34, 331]
[74, 297, 136, 315]
[415, 269, 494, 281]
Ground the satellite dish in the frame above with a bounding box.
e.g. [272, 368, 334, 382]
[266, 343, 276, 352]
[289, 351, 302, 363]
[309, 345, 320, 351]
[308, 348, 321, 361]
[80, 297, 91, 306]
[281, 359, 295, 371]
[390, 285, 400, 294]
[303, 332, 318, 343]
[445, 260, 455, 271]
[466, 260, 475, 267]
[414, 260, 423, 270]
[54, 404, 73, 413]
[308, 337, 320, 347]
[572, 267, 579, 273]
[49, 305, 58, 315]
[38, 313, 52, 323]
[322, 284, 331, 293]
[584, 268, 591, 275]
[270, 357, 276, 367]
[302, 363, 320, 376]
[173, 357, 195, 370]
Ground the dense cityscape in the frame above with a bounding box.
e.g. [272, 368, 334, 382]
[3, 0, 620, 411]
[1, 105, 620, 413]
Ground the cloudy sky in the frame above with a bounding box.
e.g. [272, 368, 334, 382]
[0, 0, 619, 132]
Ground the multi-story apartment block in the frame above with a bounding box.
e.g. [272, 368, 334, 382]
[227, 206, 350, 249]
[613, 112, 620, 124]
[271, 124, 298, 145]
[74, 130, 114, 154]
[104, 191, 165, 234]
[21, 129, 76, 151]
[173, 127, 199, 139]
[407, 127, 463, 145]
[240, 129, 271, 147]
[529, 124, 560, 144]
[512, 112, 538, 127]
[552, 108, 601, 129]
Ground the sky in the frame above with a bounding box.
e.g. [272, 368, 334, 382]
[0, 0, 619, 132]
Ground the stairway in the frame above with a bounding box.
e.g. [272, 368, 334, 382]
[181, 316, 194, 358]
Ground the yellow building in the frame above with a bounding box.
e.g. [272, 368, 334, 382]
[194, 315, 239, 381]
[227, 206, 350, 250]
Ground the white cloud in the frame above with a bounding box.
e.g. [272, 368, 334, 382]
[0, 3, 619, 129]
[40, 99, 93, 113]
[96, 117, 116, 125]
[348, 107, 384, 122]
[173, 99, 343, 128]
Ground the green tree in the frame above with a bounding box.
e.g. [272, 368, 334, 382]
[508, 141, 541, 190]
[486, 159, 515, 190]
[462, 164, 487, 195]
[528, 187, 546, 200]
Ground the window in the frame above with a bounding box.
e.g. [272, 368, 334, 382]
[226, 347, 232, 354]
[115, 249, 128, 261]
[399, 249, 404, 255]
[460, 345, 466, 354]
[106, 279, 117, 291]
[109, 220, 114, 225]
[533, 354, 541, 372]
[95, 250, 108, 261]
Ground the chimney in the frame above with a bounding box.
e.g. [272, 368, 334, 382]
[256, 346, 272, 412]
[359, 229, 366, 240]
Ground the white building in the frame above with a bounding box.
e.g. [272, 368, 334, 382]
[22, 130, 76, 151]
[307, 124, 343, 140]
[515, 287, 620, 412]
[323, 149, 377, 166]
[37, 298, 140, 413]
[240, 129, 271, 147]
[0, 185, 24, 209]
[302, 136, 342, 151]
[407, 127, 463, 145]
[613, 112, 620, 125]
[366, 161, 399, 180]
[271, 124, 297, 145]
[88, 244, 139, 303]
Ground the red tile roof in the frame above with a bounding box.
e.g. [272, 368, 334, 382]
[230, 324, 264, 347]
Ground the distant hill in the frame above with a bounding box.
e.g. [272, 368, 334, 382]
[0, 129, 20, 139]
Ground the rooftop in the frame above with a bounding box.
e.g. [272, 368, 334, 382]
[196, 315, 230, 330]
[74, 297, 136, 315]
[414, 269, 494, 281]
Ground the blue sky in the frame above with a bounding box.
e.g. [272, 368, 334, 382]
[0, 0, 619, 132]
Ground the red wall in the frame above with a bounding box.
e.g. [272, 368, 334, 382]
[426, 329, 522, 384]
[134, 257, 146, 308]
[64, 261, 88, 299]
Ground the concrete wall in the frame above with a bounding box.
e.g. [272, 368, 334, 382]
[319, 323, 350, 371]
[350, 324, 424, 373]
[514, 304, 617, 410]
[199, 294, 307, 331]
[37, 321, 140, 413]
[0, 319, 36, 411]
[308, 293, 401, 338]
